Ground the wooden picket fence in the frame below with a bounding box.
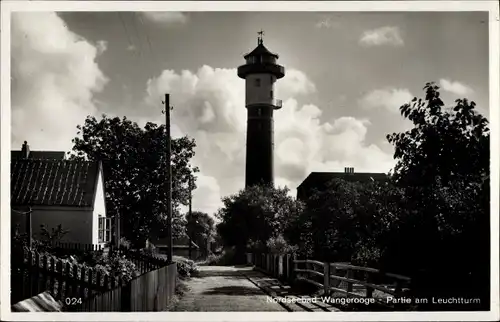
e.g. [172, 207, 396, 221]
[11, 246, 177, 311]
[11, 246, 119, 306]
[118, 249, 171, 275]
[51, 242, 104, 252]
[249, 253, 411, 300]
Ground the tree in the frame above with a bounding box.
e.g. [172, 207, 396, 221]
[40, 224, 70, 244]
[185, 211, 215, 250]
[69, 115, 199, 247]
[386, 82, 490, 308]
[216, 184, 304, 261]
[296, 179, 402, 265]
[387, 82, 489, 187]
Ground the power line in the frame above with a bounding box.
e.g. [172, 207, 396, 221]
[117, 12, 139, 59]
[131, 12, 144, 58]
[137, 13, 155, 60]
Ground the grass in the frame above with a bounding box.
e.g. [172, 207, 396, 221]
[163, 278, 191, 311]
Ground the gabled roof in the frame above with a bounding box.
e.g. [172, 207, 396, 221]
[11, 159, 103, 207]
[11, 151, 66, 160]
[154, 236, 200, 249]
[297, 171, 389, 191]
[244, 43, 279, 59]
[174, 236, 200, 249]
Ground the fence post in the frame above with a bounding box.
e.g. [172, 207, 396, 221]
[49, 257, 56, 296]
[365, 272, 373, 298]
[395, 280, 402, 297]
[271, 254, 275, 276]
[34, 252, 41, 296]
[276, 255, 280, 278]
[56, 260, 64, 299]
[278, 255, 283, 278]
[285, 254, 290, 281]
[121, 281, 132, 311]
[79, 265, 86, 301]
[42, 255, 49, 297]
[323, 262, 330, 295]
[346, 268, 353, 295]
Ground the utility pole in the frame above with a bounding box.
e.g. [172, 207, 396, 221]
[163, 94, 173, 263]
[188, 175, 192, 259]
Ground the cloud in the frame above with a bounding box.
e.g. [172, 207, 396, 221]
[189, 174, 222, 215]
[142, 12, 188, 25]
[315, 17, 341, 29]
[360, 88, 413, 112]
[359, 26, 404, 47]
[11, 12, 108, 152]
[439, 79, 474, 96]
[95, 40, 108, 54]
[10, 13, 395, 218]
[146, 66, 394, 216]
[276, 69, 317, 100]
[127, 44, 137, 51]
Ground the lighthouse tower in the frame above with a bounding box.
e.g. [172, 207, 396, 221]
[238, 31, 285, 188]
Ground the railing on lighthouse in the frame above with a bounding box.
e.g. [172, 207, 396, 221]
[273, 99, 283, 109]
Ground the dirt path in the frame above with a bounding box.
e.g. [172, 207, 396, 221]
[171, 266, 287, 311]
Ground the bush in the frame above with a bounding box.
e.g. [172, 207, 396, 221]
[119, 237, 131, 250]
[95, 253, 140, 283]
[173, 256, 198, 278]
[144, 241, 157, 254]
[266, 235, 298, 255]
[351, 242, 382, 268]
[77, 249, 106, 267]
[201, 248, 237, 266]
[246, 239, 265, 253]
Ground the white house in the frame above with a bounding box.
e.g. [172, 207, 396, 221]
[11, 142, 112, 246]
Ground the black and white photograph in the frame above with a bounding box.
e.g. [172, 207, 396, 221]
[1, 1, 499, 320]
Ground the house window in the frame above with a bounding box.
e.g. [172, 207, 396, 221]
[254, 78, 261, 87]
[257, 108, 261, 116]
[99, 216, 112, 243]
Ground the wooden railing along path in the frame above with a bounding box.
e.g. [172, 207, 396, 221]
[248, 253, 411, 299]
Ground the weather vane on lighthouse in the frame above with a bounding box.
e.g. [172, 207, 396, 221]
[257, 29, 264, 45]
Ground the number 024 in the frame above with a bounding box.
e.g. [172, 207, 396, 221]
[65, 298, 82, 305]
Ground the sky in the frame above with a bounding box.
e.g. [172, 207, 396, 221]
[10, 11, 490, 216]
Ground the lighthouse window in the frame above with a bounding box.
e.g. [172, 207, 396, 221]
[254, 78, 261, 87]
[270, 90, 273, 99]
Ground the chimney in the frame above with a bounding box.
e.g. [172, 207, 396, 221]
[344, 167, 348, 173]
[350, 167, 354, 173]
[21, 141, 30, 159]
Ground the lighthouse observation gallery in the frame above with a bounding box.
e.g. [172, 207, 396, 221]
[237, 32, 286, 188]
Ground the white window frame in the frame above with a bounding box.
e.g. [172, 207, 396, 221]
[98, 216, 112, 243]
